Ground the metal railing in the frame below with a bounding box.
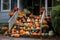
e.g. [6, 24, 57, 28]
[40, 11, 46, 33]
[8, 11, 18, 32]
[40, 7, 52, 35]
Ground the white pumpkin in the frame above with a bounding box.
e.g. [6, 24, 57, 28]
[49, 30, 54, 37]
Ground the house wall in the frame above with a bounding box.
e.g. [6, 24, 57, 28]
[0, 0, 10, 23]
[0, 0, 23, 23]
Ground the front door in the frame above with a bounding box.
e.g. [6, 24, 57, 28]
[11, 0, 21, 10]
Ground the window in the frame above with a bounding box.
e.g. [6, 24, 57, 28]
[1, 0, 11, 12]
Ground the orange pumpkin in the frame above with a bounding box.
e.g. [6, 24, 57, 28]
[22, 18, 26, 23]
[20, 30, 26, 35]
[21, 12, 26, 17]
[46, 16, 50, 20]
[2, 27, 8, 31]
[18, 11, 26, 17]
[11, 29, 16, 34]
[42, 20, 47, 24]
[44, 24, 49, 28]
[16, 20, 20, 24]
[30, 18, 34, 23]
[9, 12, 14, 17]
[4, 31, 8, 35]
[36, 16, 40, 19]
[13, 34, 20, 38]
[35, 23, 40, 27]
[36, 27, 41, 30]
[31, 32, 37, 36]
[37, 32, 41, 36]
[29, 13, 33, 17]
[28, 23, 33, 27]
[20, 30, 25, 33]
[45, 16, 51, 21]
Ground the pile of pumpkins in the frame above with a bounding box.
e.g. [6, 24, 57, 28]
[0, 24, 9, 36]
[10, 11, 54, 38]
[11, 11, 42, 38]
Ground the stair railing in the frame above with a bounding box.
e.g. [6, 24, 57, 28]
[8, 11, 18, 32]
[40, 10, 46, 33]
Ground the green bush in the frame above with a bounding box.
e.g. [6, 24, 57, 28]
[51, 5, 60, 35]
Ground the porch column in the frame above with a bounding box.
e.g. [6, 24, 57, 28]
[45, 0, 48, 16]
[17, 0, 19, 8]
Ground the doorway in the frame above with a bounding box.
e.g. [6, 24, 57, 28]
[21, 0, 40, 15]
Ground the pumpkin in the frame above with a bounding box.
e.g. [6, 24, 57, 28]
[20, 30, 26, 35]
[35, 23, 40, 27]
[31, 32, 37, 36]
[39, 19, 41, 22]
[35, 19, 39, 22]
[9, 12, 14, 17]
[49, 30, 54, 37]
[16, 20, 20, 24]
[27, 17, 30, 22]
[21, 12, 26, 17]
[18, 15, 23, 18]
[45, 15, 51, 21]
[11, 29, 16, 34]
[28, 23, 33, 27]
[44, 24, 49, 28]
[37, 32, 41, 36]
[39, 15, 42, 19]
[40, 7, 45, 13]
[4, 31, 8, 35]
[25, 31, 30, 35]
[29, 13, 33, 17]
[13, 34, 20, 38]
[36, 27, 41, 30]
[22, 18, 26, 23]
[36, 16, 40, 19]
[22, 32, 26, 35]
[34, 16, 36, 19]
[30, 18, 34, 23]
[46, 16, 50, 19]
[23, 27, 26, 30]
[24, 23, 28, 26]
[13, 26, 17, 29]
[31, 26, 34, 30]
[2, 27, 8, 31]
[42, 20, 47, 24]
[18, 11, 26, 17]
[13, 7, 19, 11]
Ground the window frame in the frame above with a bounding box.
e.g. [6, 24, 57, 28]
[1, 0, 11, 12]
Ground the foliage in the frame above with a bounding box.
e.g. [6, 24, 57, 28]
[51, 5, 60, 35]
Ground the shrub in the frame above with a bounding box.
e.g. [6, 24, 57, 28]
[51, 5, 60, 35]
